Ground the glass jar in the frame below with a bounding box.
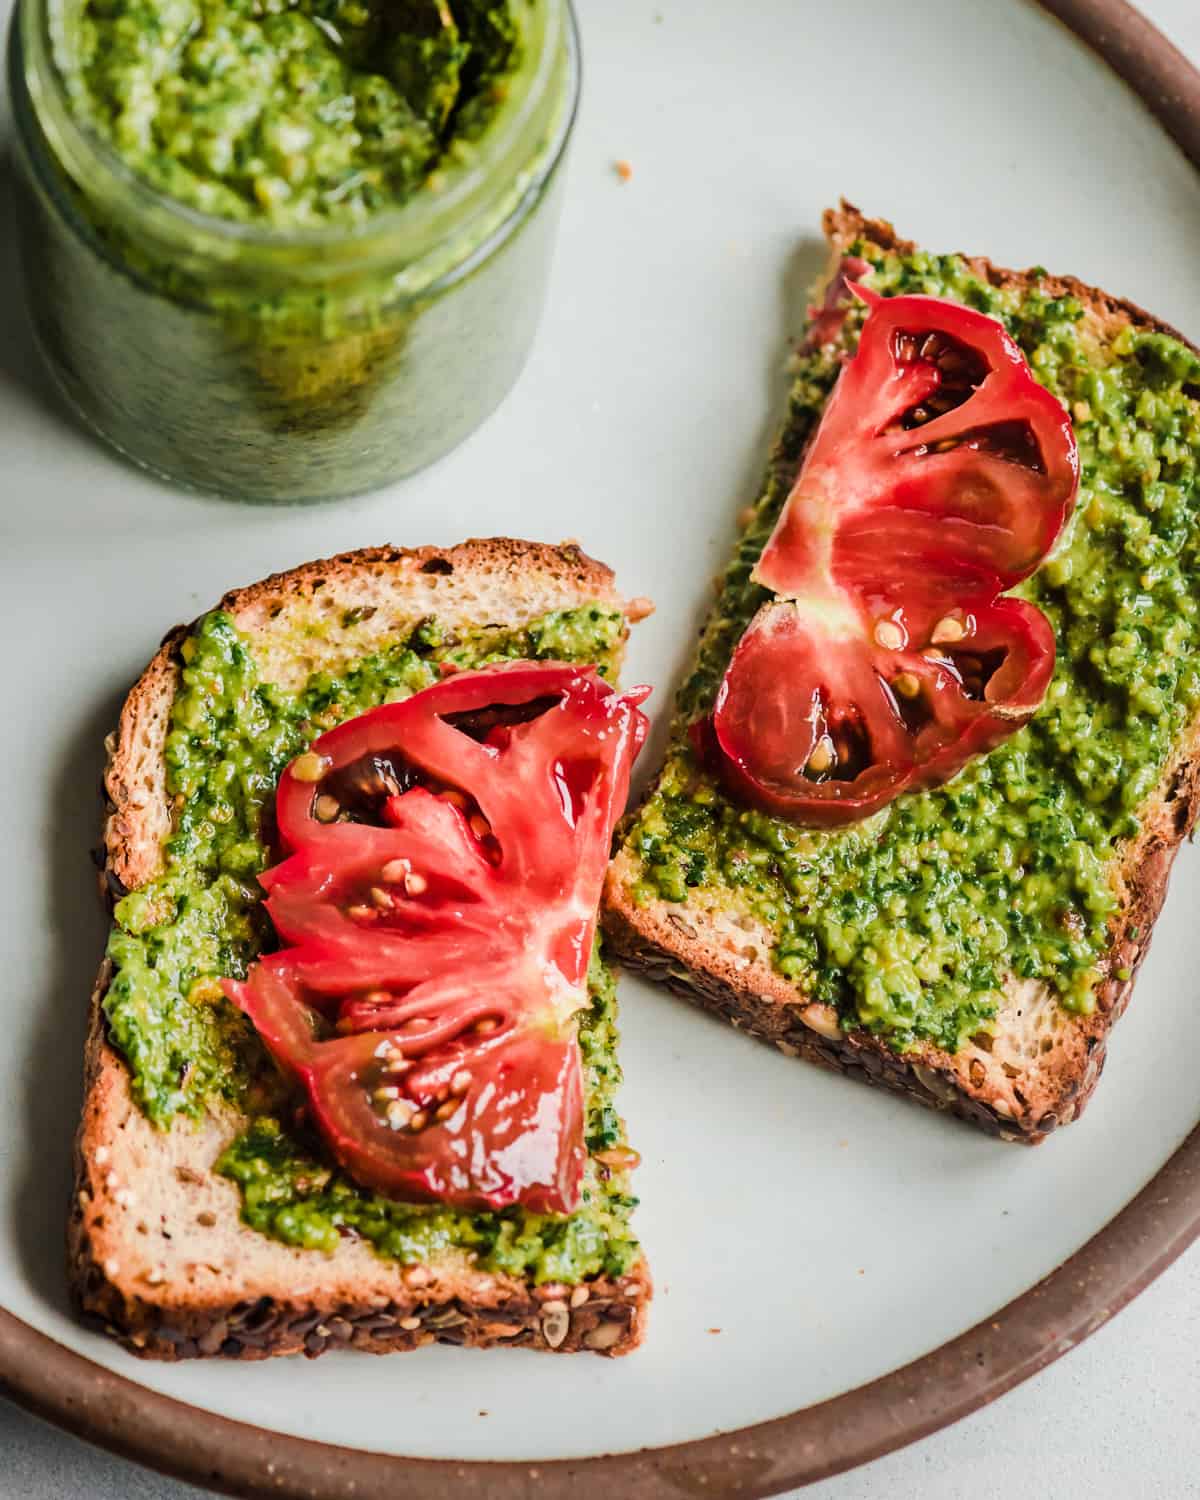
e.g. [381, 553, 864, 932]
[7, 0, 579, 503]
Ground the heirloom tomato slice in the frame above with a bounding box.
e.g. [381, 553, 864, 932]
[224, 662, 649, 1213]
[710, 281, 1077, 827]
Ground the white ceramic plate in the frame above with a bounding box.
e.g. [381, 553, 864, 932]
[3, 0, 1200, 1486]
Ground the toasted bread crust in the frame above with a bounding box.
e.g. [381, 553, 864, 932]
[74, 540, 651, 1360]
[603, 204, 1200, 1142]
[823, 203, 1197, 351]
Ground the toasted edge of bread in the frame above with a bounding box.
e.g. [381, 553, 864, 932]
[603, 203, 1200, 1143]
[72, 539, 652, 1361]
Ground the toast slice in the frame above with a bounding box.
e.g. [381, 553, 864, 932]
[72, 539, 653, 1360]
[605, 204, 1200, 1142]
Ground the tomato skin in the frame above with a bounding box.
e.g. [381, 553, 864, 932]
[223, 663, 648, 1214]
[754, 287, 1078, 604]
[311, 1027, 585, 1213]
[711, 602, 918, 827]
[711, 595, 1058, 827]
[227, 961, 586, 1212]
[710, 282, 1077, 827]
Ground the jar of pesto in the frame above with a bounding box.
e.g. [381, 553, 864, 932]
[8, 0, 578, 502]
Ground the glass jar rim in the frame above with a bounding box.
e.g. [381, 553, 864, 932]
[16, 0, 576, 275]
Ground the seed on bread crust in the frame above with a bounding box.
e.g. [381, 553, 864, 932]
[540, 1306, 569, 1348]
[798, 1003, 841, 1040]
[583, 1320, 625, 1350]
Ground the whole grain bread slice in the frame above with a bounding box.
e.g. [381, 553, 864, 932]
[73, 539, 652, 1361]
[604, 204, 1200, 1143]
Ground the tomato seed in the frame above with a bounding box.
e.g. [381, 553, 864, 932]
[806, 738, 834, 775]
[931, 615, 967, 644]
[386, 1099, 415, 1129]
[292, 752, 330, 783]
[873, 619, 905, 650]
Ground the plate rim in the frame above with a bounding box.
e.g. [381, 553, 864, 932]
[4, 1118, 1200, 1498]
[4, 0, 1200, 1494]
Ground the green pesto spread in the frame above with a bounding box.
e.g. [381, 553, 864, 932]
[72, 0, 519, 227]
[104, 601, 640, 1282]
[621, 242, 1200, 1053]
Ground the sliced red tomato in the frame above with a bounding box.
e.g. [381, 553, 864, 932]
[711, 595, 1057, 826]
[755, 286, 1077, 601]
[709, 281, 1078, 827]
[223, 663, 649, 1213]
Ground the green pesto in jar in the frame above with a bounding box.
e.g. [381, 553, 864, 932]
[620, 241, 1200, 1054]
[13, 0, 574, 499]
[104, 602, 641, 1282]
[71, 0, 519, 227]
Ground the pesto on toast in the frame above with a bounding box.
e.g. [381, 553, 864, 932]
[74, 540, 652, 1361]
[606, 204, 1200, 1140]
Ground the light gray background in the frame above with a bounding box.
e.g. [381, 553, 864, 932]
[3, 0, 1200, 1495]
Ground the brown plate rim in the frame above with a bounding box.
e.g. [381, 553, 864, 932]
[4, 1119, 1200, 1499]
[5, 0, 1200, 1495]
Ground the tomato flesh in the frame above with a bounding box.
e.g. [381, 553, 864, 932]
[223, 663, 649, 1213]
[710, 280, 1077, 826]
